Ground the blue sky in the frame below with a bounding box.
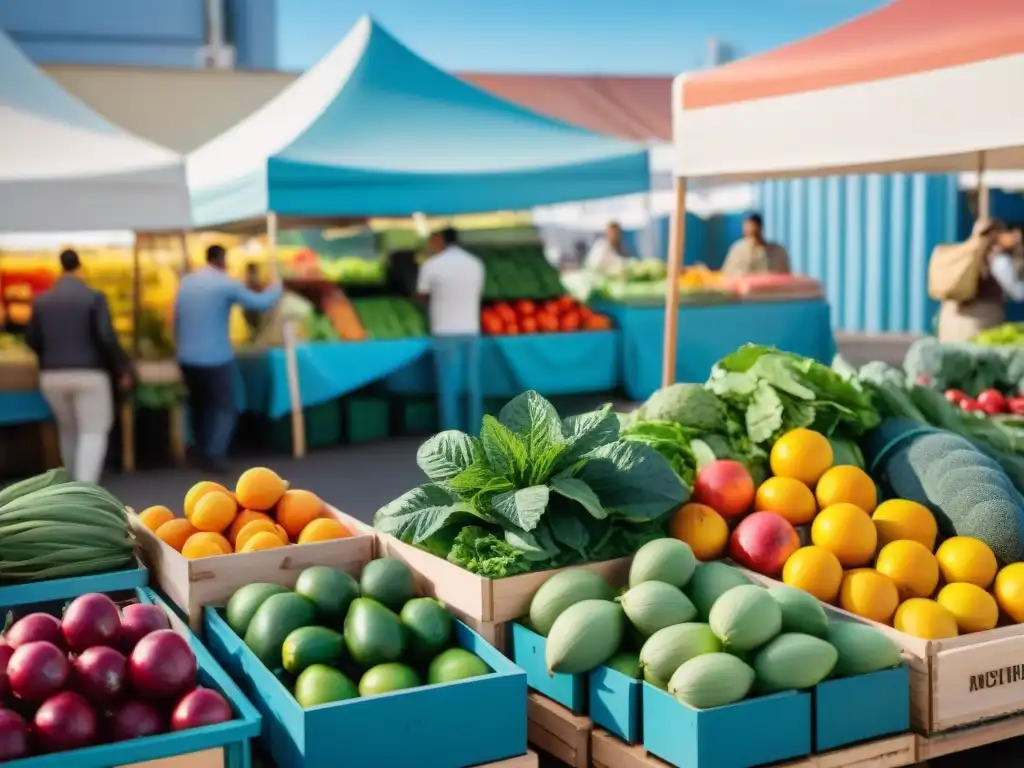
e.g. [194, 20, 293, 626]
[278, 0, 888, 74]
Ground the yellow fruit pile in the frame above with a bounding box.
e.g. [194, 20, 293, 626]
[136, 468, 352, 559]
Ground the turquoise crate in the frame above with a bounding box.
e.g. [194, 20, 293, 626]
[3, 588, 260, 768]
[344, 397, 390, 444]
[814, 663, 910, 751]
[643, 683, 811, 768]
[589, 664, 641, 743]
[205, 608, 528, 768]
[399, 398, 438, 435]
[510, 622, 585, 714]
[0, 557, 148, 610]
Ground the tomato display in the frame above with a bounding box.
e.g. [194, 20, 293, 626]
[480, 297, 612, 336]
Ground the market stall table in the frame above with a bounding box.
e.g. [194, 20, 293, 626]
[593, 297, 835, 402]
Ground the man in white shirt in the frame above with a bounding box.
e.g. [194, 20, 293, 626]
[585, 221, 631, 277]
[416, 227, 486, 433]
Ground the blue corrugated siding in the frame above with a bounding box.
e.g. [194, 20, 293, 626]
[757, 174, 960, 334]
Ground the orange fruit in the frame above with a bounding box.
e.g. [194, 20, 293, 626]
[184, 481, 228, 521]
[191, 491, 238, 533]
[815, 466, 878, 513]
[872, 499, 938, 551]
[669, 503, 729, 561]
[754, 477, 817, 526]
[274, 524, 290, 544]
[137, 506, 175, 533]
[235, 519, 287, 552]
[239, 531, 286, 553]
[769, 428, 833, 486]
[994, 563, 1024, 623]
[276, 490, 325, 540]
[182, 532, 232, 559]
[874, 540, 940, 601]
[839, 568, 900, 624]
[894, 598, 959, 639]
[235, 467, 288, 511]
[297, 518, 352, 544]
[156, 518, 199, 552]
[936, 583, 998, 634]
[935, 537, 998, 589]
[227, 510, 272, 546]
[782, 546, 844, 603]
[811, 503, 877, 568]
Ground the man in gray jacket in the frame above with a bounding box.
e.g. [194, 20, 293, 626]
[26, 250, 132, 483]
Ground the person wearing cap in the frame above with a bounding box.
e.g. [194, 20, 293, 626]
[25, 249, 133, 484]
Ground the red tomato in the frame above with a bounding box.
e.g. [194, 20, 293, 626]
[514, 300, 536, 316]
[481, 316, 503, 335]
[543, 300, 561, 316]
[978, 389, 1008, 415]
[960, 398, 984, 413]
[557, 296, 576, 311]
[520, 317, 538, 334]
[495, 303, 516, 323]
[536, 313, 558, 333]
[504, 324, 519, 336]
[1008, 397, 1024, 416]
[945, 389, 967, 405]
[560, 312, 581, 332]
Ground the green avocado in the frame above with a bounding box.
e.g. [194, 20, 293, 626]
[294, 566, 360, 623]
[226, 583, 290, 636]
[359, 558, 415, 611]
[344, 597, 406, 667]
[400, 598, 453, 662]
[244, 592, 316, 669]
[358, 663, 421, 696]
[294, 664, 359, 707]
[282, 626, 346, 675]
[426, 648, 491, 685]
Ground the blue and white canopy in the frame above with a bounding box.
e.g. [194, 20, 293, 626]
[186, 16, 650, 228]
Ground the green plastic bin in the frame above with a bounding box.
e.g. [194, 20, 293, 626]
[268, 400, 341, 453]
[399, 398, 438, 435]
[345, 397, 391, 444]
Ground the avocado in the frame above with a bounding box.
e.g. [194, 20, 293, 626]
[344, 597, 407, 667]
[294, 664, 359, 707]
[400, 598, 453, 662]
[358, 662, 421, 696]
[244, 592, 316, 669]
[282, 626, 346, 675]
[294, 566, 359, 623]
[226, 583, 290, 636]
[359, 558, 415, 610]
[426, 648, 491, 685]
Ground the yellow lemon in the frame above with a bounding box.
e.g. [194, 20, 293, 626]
[782, 546, 844, 603]
[994, 563, 1024, 623]
[770, 429, 833, 486]
[811, 503, 877, 568]
[815, 465, 878, 513]
[874, 540, 940, 601]
[893, 598, 959, 639]
[839, 568, 899, 624]
[872, 499, 938, 551]
[754, 477, 817, 526]
[935, 537, 998, 589]
[936, 583, 999, 634]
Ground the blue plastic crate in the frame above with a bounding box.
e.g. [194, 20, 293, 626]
[589, 664, 641, 743]
[643, 683, 812, 768]
[0, 557, 148, 611]
[814, 664, 910, 751]
[205, 607, 528, 768]
[510, 622, 586, 713]
[3, 588, 260, 768]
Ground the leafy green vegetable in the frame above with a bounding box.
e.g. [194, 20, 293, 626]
[374, 390, 687, 577]
[626, 384, 724, 432]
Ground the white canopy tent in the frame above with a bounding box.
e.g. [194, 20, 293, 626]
[0, 31, 190, 234]
[664, 0, 1024, 385]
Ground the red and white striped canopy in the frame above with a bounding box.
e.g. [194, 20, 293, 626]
[673, 0, 1024, 180]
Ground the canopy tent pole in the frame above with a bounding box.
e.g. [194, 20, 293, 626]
[169, 229, 190, 466]
[270, 212, 307, 458]
[661, 177, 688, 388]
[178, 230, 190, 274]
[121, 233, 142, 474]
[977, 151, 991, 221]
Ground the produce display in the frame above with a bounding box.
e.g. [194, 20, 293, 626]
[374, 390, 688, 578]
[478, 245, 565, 301]
[138, 468, 353, 558]
[0, 469, 135, 583]
[904, 337, 1024, 403]
[352, 298, 428, 339]
[480, 297, 612, 336]
[223, 560, 493, 706]
[525, 540, 901, 710]
[318, 257, 387, 287]
[593, 264, 731, 305]
[0, 592, 233, 759]
[974, 322, 1024, 346]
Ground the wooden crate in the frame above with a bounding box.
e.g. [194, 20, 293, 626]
[475, 752, 539, 768]
[527, 692, 592, 768]
[738, 566, 1024, 734]
[377, 532, 631, 622]
[591, 729, 916, 768]
[915, 709, 1024, 763]
[122, 748, 223, 768]
[130, 507, 375, 631]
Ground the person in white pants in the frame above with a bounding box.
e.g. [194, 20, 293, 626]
[26, 250, 132, 484]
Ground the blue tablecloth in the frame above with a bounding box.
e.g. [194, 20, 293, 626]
[0, 392, 51, 426]
[594, 299, 836, 402]
[385, 332, 619, 398]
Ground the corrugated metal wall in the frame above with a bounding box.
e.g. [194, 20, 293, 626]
[757, 174, 960, 334]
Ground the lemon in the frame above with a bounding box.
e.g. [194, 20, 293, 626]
[875, 540, 940, 601]
[872, 499, 938, 551]
[782, 546, 843, 603]
[839, 568, 899, 624]
[811, 503, 877, 568]
[815, 465, 878, 513]
[935, 537, 998, 589]
[936, 583, 998, 633]
[770, 429, 833, 486]
[893, 598, 959, 639]
[755, 477, 817, 526]
[994, 563, 1024, 623]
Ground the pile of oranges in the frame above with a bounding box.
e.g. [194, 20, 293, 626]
[136, 467, 352, 559]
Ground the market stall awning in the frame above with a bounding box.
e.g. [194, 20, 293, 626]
[0, 30, 190, 233]
[673, 0, 1024, 181]
[186, 16, 650, 228]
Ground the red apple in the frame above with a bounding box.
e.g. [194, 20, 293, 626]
[692, 460, 754, 519]
[729, 512, 800, 577]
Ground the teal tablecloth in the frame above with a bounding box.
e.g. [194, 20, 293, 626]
[0, 392, 51, 426]
[593, 299, 836, 402]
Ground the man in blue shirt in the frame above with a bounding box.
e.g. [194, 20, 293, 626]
[174, 244, 282, 472]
